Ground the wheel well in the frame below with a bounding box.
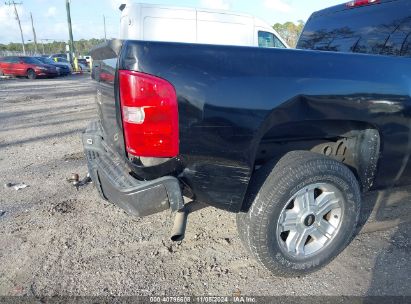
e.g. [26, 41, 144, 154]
[254, 120, 380, 191]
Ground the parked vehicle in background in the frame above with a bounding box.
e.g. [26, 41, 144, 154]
[49, 53, 68, 60]
[78, 58, 91, 72]
[119, 2, 288, 48]
[83, 55, 91, 64]
[78, 58, 88, 67]
[297, 0, 411, 56]
[0, 56, 58, 79]
[35, 57, 71, 76]
[77, 61, 90, 72]
[48, 56, 72, 72]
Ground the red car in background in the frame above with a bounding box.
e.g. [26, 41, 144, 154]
[0, 56, 58, 79]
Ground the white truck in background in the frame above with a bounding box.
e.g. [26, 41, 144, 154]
[118, 2, 288, 48]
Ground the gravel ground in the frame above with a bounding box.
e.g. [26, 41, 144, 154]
[0, 75, 410, 297]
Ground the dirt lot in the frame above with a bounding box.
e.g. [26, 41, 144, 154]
[0, 75, 410, 297]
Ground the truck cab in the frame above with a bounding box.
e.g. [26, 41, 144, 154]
[297, 0, 411, 56]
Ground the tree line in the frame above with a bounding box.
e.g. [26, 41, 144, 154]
[273, 20, 305, 47]
[0, 38, 105, 56]
[0, 20, 305, 54]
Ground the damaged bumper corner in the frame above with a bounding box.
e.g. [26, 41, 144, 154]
[82, 121, 184, 217]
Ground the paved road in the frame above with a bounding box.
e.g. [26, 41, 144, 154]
[0, 75, 410, 297]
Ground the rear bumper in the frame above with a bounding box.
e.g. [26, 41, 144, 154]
[82, 121, 184, 217]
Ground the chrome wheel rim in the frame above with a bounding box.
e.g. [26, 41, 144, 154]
[276, 183, 344, 259]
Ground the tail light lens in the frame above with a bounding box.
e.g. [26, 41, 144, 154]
[346, 0, 380, 8]
[119, 70, 179, 158]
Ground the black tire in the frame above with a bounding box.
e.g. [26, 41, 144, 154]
[27, 69, 36, 79]
[237, 151, 361, 276]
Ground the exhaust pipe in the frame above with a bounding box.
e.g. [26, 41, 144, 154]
[170, 206, 188, 242]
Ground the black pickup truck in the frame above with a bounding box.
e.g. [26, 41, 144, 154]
[83, 0, 411, 276]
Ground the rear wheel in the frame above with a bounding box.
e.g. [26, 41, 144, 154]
[236, 151, 361, 276]
[27, 69, 36, 79]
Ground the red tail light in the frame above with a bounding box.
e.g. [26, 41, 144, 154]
[346, 0, 380, 8]
[119, 70, 179, 158]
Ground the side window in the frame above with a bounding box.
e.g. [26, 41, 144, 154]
[381, 33, 406, 56]
[401, 34, 411, 57]
[327, 37, 360, 52]
[381, 17, 411, 56]
[258, 31, 285, 48]
[353, 33, 388, 54]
